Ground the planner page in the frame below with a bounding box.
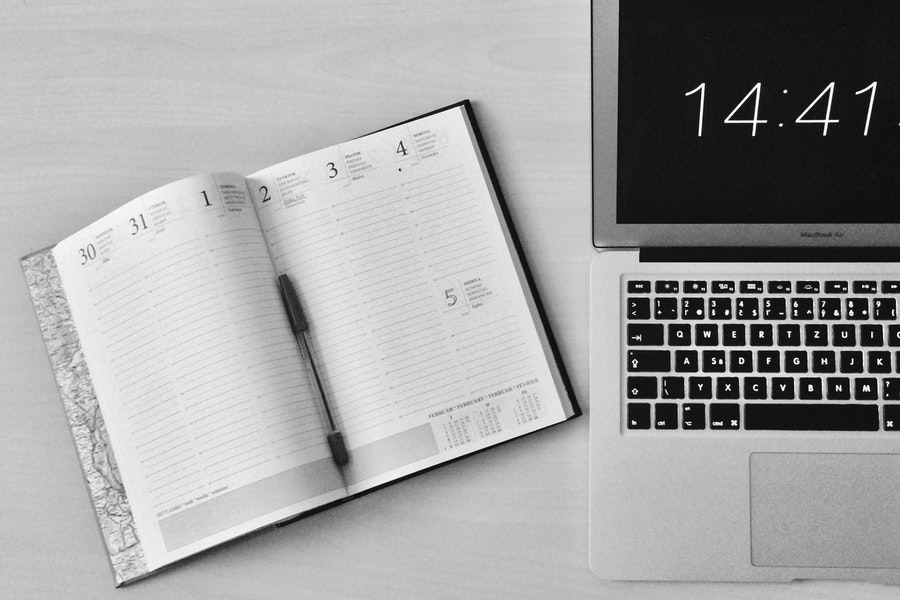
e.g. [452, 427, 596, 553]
[247, 104, 573, 494]
[52, 173, 347, 571]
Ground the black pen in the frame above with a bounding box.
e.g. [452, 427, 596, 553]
[277, 274, 350, 476]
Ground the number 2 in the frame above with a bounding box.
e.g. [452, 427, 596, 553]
[259, 185, 271, 202]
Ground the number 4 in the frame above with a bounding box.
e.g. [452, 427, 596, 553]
[796, 82, 839, 136]
[724, 83, 767, 137]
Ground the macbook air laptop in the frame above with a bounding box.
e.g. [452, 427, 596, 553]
[589, 0, 900, 582]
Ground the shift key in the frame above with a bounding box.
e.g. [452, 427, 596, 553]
[627, 350, 671, 372]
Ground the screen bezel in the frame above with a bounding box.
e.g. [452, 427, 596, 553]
[591, 0, 900, 248]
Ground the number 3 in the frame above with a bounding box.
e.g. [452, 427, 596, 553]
[326, 162, 338, 179]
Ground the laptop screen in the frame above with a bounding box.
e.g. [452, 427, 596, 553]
[617, 0, 900, 225]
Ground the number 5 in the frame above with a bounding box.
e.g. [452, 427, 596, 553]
[444, 288, 458, 307]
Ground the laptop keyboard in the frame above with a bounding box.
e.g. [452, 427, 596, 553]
[623, 277, 900, 432]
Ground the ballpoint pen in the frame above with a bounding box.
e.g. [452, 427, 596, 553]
[277, 274, 350, 477]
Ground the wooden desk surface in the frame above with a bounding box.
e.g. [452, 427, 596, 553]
[0, 1, 895, 597]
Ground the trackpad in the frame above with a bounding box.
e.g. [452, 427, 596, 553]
[750, 453, 900, 568]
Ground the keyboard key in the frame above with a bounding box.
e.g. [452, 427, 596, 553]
[889, 325, 900, 347]
[785, 350, 808, 373]
[833, 325, 855, 346]
[722, 324, 746, 346]
[627, 297, 651, 320]
[730, 350, 753, 372]
[860, 325, 884, 347]
[885, 405, 900, 430]
[716, 377, 740, 399]
[757, 350, 780, 372]
[655, 297, 678, 319]
[768, 281, 791, 293]
[655, 280, 679, 294]
[736, 298, 759, 320]
[855, 378, 878, 400]
[702, 350, 726, 372]
[845, 298, 869, 320]
[812, 350, 836, 373]
[675, 350, 698, 372]
[654, 403, 678, 429]
[777, 324, 801, 346]
[885, 378, 900, 400]
[682, 403, 705, 429]
[763, 298, 786, 320]
[709, 404, 740, 429]
[869, 351, 891, 373]
[668, 324, 691, 346]
[799, 377, 823, 400]
[790, 298, 815, 320]
[627, 350, 670, 372]
[826, 377, 851, 400]
[819, 298, 841, 319]
[874, 298, 897, 320]
[883, 281, 900, 294]
[744, 403, 878, 431]
[681, 297, 705, 319]
[626, 403, 651, 429]
[627, 280, 651, 293]
[626, 324, 664, 346]
[771, 377, 794, 399]
[712, 280, 735, 293]
[695, 324, 718, 346]
[744, 377, 767, 399]
[853, 281, 877, 294]
[683, 280, 707, 293]
[689, 376, 713, 399]
[627, 377, 657, 399]
[661, 376, 685, 399]
[740, 281, 763, 293]
[804, 324, 828, 346]
[797, 281, 820, 294]
[840, 351, 863, 373]
[825, 281, 849, 294]
[750, 324, 773, 346]
[708, 298, 732, 319]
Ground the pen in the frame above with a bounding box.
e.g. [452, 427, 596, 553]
[277, 274, 350, 473]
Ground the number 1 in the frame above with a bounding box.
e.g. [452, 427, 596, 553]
[855, 81, 877, 137]
[685, 83, 706, 137]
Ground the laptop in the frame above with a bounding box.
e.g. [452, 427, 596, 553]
[589, 0, 900, 582]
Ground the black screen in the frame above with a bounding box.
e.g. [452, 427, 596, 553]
[617, 0, 900, 224]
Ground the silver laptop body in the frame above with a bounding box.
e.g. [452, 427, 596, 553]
[590, 0, 900, 582]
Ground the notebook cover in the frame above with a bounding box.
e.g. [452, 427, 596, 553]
[21, 248, 148, 587]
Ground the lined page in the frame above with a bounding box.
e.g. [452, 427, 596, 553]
[53, 174, 345, 570]
[247, 105, 570, 492]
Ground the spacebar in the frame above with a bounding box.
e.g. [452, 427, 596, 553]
[744, 404, 879, 431]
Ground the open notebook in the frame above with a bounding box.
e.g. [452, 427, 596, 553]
[22, 101, 577, 585]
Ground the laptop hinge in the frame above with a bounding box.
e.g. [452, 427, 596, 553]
[639, 247, 900, 263]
